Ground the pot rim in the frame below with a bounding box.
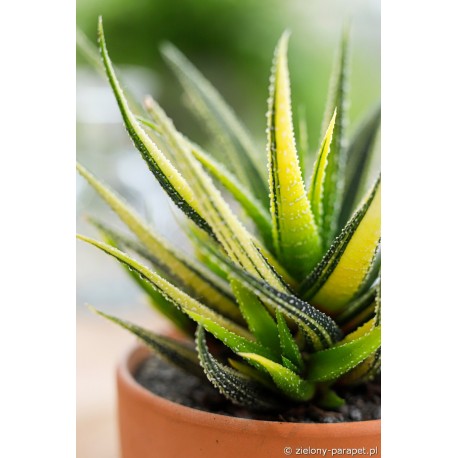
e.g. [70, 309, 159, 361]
[117, 343, 381, 436]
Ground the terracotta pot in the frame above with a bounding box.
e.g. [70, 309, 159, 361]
[117, 345, 381, 458]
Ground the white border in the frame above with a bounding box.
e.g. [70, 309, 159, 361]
[0, 1, 75, 457]
[382, 0, 457, 454]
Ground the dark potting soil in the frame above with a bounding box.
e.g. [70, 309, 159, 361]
[135, 354, 381, 423]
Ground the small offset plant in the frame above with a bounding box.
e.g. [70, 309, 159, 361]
[78, 18, 381, 411]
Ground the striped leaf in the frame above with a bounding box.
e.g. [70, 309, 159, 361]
[92, 219, 242, 325]
[276, 310, 304, 373]
[200, 248, 341, 351]
[160, 43, 269, 208]
[339, 104, 381, 229]
[301, 176, 381, 315]
[339, 348, 381, 385]
[340, 318, 375, 344]
[228, 358, 275, 388]
[141, 94, 287, 293]
[340, 297, 381, 385]
[77, 235, 251, 339]
[77, 163, 241, 321]
[307, 326, 381, 382]
[238, 352, 315, 402]
[267, 32, 322, 279]
[320, 28, 350, 248]
[97, 18, 211, 235]
[97, 226, 193, 334]
[195, 326, 281, 411]
[230, 278, 281, 354]
[187, 310, 277, 362]
[308, 110, 337, 233]
[90, 306, 203, 378]
[190, 143, 273, 250]
[336, 277, 379, 332]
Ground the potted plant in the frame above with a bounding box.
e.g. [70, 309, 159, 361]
[78, 18, 381, 457]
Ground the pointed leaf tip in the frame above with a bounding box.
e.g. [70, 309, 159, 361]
[268, 32, 322, 279]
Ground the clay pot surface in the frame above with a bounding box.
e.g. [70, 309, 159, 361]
[117, 345, 381, 458]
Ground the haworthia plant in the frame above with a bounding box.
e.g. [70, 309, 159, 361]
[77, 18, 381, 412]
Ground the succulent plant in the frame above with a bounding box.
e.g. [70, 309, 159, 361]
[77, 18, 381, 412]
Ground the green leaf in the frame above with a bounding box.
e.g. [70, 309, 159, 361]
[195, 326, 281, 411]
[316, 387, 345, 409]
[341, 349, 381, 385]
[230, 278, 281, 354]
[267, 32, 322, 279]
[77, 163, 241, 321]
[339, 104, 381, 229]
[320, 27, 351, 248]
[97, 226, 193, 334]
[201, 248, 341, 351]
[97, 18, 212, 236]
[276, 310, 304, 372]
[186, 310, 277, 362]
[281, 356, 300, 373]
[307, 326, 381, 382]
[90, 306, 203, 378]
[93, 219, 243, 326]
[340, 305, 381, 385]
[296, 105, 310, 180]
[308, 110, 337, 234]
[190, 143, 273, 250]
[77, 235, 251, 338]
[141, 94, 287, 293]
[160, 43, 269, 208]
[301, 176, 381, 315]
[238, 352, 315, 402]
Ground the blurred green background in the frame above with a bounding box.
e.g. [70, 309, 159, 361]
[76, 0, 380, 309]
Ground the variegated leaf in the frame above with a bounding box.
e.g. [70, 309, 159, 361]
[190, 143, 273, 250]
[267, 32, 322, 279]
[98, 226, 193, 334]
[336, 277, 379, 333]
[308, 110, 337, 233]
[77, 235, 250, 338]
[228, 358, 275, 388]
[187, 310, 277, 362]
[196, 326, 281, 411]
[238, 352, 315, 402]
[301, 176, 381, 315]
[97, 18, 211, 235]
[199, 247, 341, 351]
[141, 93, 288, 293]
[307, 326, 381, 382]
[90, 306, 203, 378]
[77, 163, 241, 321]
